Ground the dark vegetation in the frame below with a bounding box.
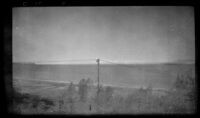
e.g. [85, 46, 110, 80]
[13, 87, 55, 114]
[13, 71, 195, 114]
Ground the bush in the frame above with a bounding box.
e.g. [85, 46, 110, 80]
[174, 74, 195, 91]
[13, 88, 55, 113]
[163, 74, 196, 113]
[78, 79, 89, 102]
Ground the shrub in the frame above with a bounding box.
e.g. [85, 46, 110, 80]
[13, 88, 55, 113]
[78, 79, 89, 102]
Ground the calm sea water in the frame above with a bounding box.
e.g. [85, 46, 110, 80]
[13, 63, 195, 90]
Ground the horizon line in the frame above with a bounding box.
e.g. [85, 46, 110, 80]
[13, 58, 195, 65]
[13, 61, 195, 65]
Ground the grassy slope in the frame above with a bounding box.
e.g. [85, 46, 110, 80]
[12, 62, 195, 114]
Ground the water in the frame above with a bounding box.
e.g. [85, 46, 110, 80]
[13, 63, 195, 90]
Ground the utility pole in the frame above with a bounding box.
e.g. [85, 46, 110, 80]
[96, 58, 100, 93]
[96, 58, 100, 111]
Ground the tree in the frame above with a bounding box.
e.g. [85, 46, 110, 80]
[105, 86, 114, 102]
[172, 73, 196, 113]
[174, 74, 195, 91]
[78, 78, 89, 102]
[94, 84, 104, 105]
[62, 82, 76, 113]
[86, 78, 93, 89]
[146, 84, 153, 94]
[174, 74, 184, 90]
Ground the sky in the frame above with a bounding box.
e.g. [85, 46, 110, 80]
[12, 6, 195, 64]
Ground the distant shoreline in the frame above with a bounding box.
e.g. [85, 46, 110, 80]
[13, 62, 195, 65]
[14, 77, 169, 92]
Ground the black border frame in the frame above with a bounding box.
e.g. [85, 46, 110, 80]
[2, 0, 199, 118]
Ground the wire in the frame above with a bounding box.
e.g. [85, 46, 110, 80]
[32, 58, 169, 76]
[100, 59, 117, 64]
[100, 59, 135, 69]
[100, 59, 170, 75]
